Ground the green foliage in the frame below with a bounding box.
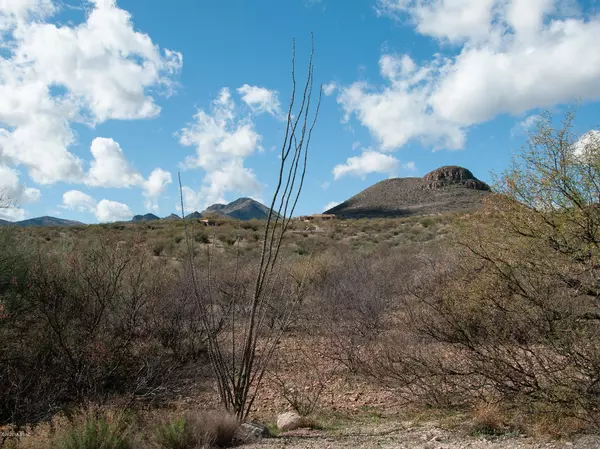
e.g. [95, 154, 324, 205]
[154, 417, 194, 449]
[53, 416, 132, 449]
[419, 217, 435, 228]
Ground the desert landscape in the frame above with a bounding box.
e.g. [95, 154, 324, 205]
[1, 0, 600, 448]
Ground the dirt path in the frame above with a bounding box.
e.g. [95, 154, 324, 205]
[245, 421, 600, 449]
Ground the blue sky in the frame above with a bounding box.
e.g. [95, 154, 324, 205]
[1, 0, 600, 222]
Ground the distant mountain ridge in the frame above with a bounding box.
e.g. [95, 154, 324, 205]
[186, 197, 273, 221]
[326, 166, 491, 219]
[131, 213, 160, 222]
[0, 216, 85, 227]
[0, 200, 273, 227]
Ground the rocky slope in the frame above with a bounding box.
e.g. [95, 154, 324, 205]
[198, 198, 273, 220]
[326, 166, 491, 218]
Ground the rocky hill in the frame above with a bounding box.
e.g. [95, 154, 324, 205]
[131, 213, 160, 222]
[326, 166, 491, 218]
[200, 198, 273, 221]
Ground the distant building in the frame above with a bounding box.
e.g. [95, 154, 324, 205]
[297, 214, 336, 222]
[200, 218, 222, 227]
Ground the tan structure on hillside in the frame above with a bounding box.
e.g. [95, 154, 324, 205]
[200, 218, 222, 227]
[297, 214, 336, 222]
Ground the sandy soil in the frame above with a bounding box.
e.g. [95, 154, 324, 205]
[245, 421, 600, 449]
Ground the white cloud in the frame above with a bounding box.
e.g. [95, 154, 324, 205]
[338, 55, 466, 151]
[61, 190, 137, 222]
[323, 82, 338, 96]
[0, 0, 181, 185]
[341, 1, 600, 155]
[333, 151, 400, 180]
[0, 0, 56, 31]
[237, 84, 282, 117]
[377, 0, 499, 43]
[0, 206, 25, 221]
[324, 201, 340, 211]
[404, 161, 417, 171]
[0, 164, 40, 220]
[179, 88, 263, 209]
[0, 164, 40, 204]
[572, 130, 600, 161]
[142, 168, 172, 211]
[86, 138, 144, 188]
[82, 137, 171, 210]
[61, 190, 96, 212]
[512, 114, 541, 136]
[95, 199, 133, 223]
[521, 114, 541, 131]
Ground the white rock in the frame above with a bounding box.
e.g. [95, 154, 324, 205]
[277, 411, 305, 431]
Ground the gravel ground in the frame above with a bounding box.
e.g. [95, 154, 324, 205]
[245, 421, 600, 449]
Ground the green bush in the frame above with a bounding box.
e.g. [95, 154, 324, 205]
[193, 232, 209, 244]
[53, 416, 132, 449]
[154, 412, 238, 449]
[154, 417, 194, 449]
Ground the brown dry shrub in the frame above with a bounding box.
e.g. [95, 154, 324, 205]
[470, 402, 508, 436]
[152, 409, 239, 449]
[270, 339, 338, 417]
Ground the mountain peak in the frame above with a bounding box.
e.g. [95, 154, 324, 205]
[423, 165, 490, 191]
[200, 198, 272, 220]
[325, 165, 491, 218]
[131, 213, 160, 222]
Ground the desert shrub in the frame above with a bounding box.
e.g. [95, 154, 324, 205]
[271, 340, 337, 416]
[52, 413, 133, 449]
[154, 417, 193, 449]
[419, 217, 435, 228]
[308, 249, 407, 372]
[0, 236, 204, 425]
[153, 411, 238, 449]
[193, 231, 209, 244]
[152, 240, 166, 256]
[0, 227, 30, 295]
[377, 111, 600, 428]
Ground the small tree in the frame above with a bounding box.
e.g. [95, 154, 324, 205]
[180, 37, 321, 420]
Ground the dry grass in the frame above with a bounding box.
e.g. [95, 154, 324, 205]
[3, 407, 239, 449]
[470, 403, 508, 437]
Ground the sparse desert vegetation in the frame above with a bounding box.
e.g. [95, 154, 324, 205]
[1, 112, 600, 447]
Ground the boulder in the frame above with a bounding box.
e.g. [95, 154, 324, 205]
[277, 411, 308, 431]
[424, 166, 490, 191]
[233, 422, 271, 443]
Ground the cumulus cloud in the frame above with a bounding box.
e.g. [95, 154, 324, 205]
[0, 0, 181, 185]
[237, 84, 282, 117]
[324, 201, 340, 211]
[333, 151, 400, 180]
[376, 0, 500, 43]
[179, 88, 263, 210]
[95, 199, 133, 223]
[61, 190, 96, 212]
[323, 82, 338, 96]
[0, 164, 40, 220]
[572, 130, 600, 161]
[340, 0, 600, 158]
[0, 0, 56, 31]
[86, 138, 144, 188]
[142, 168, 172, 211]
[60, 190, 133, 222]
[79, 137, 171, 210]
